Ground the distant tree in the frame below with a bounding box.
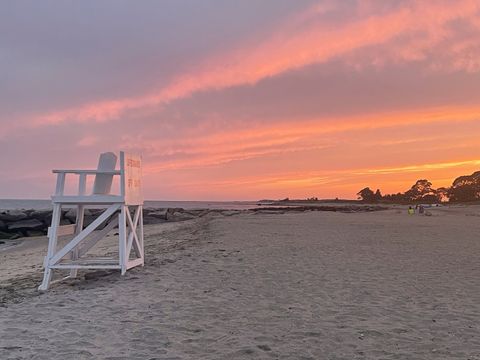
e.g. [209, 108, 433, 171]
[448, 171, 480, 202]
[403, 179, 438, 203]
[356, 170, 480, 204]
[436, 187, 450, 202]
[382, 192, 406, 203]
[357, 187, 376, 202]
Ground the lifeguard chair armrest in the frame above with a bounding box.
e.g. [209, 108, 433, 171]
[52, 170, 121, 175]
[51, 195, 124, 204]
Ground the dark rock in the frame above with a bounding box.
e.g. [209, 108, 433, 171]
[142, 208, 155, 217]
[166, 208, 184, 215]
[146, 209, 168, 220]
[255, 210, 284, 215]
[25, 230, 46, 237]
[0, 219, 6, 230]
[0, 210, 28, 222]
[64, 208, 77, 222]
[89, 209, 104, 217]
[182, 209, 210, 217]
[257, 344, 271, 351]
[197, 210, 211, 217]
[220, 210, 240, 216]
[0, 231, 13, 239]
[7, 219, 44, 231]
[30, 210, 53, 224]
[62, 209, 73, 222]
[83, 215, 96, 227]
[60, 218, 72, 225]
[62, 209, 109, 229]
[167, 211, 197, 222]
[73, 215, 108, 230]
[183, 209, 209, 217]
[143, 216, 167, 225]
[64, 208, 93, 222]
[69, 208, 81, 219]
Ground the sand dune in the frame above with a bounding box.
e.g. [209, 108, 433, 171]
[1, 207, 480, 359]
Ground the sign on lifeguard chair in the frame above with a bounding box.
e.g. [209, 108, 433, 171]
[39, 151, 145, 291]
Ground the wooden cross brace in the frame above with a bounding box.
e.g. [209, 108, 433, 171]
[49, 204, 121, 266]
[126, 206, 142, 259]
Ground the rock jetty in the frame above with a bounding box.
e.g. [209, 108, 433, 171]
[0, 204, 388, 241]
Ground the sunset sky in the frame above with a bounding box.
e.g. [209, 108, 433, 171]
[1, 0, 480, 200]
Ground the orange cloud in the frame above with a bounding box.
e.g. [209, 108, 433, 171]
[355, 159, 480, 176]
[142, 104, 480, 173]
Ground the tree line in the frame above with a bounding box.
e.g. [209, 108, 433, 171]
[357, 170, 480, 203]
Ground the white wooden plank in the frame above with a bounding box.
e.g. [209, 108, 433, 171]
[70, 204, 84, 278]
[78, 173, 87, 195]
[53, 169, 121, 175]
[126, 231, 135, 260]
[71, 176, 86, 278]
[52, 195, 124, 204]
[51, 264, 121, 270]
[125, 208, 139, 259]
[38, 203, 62, 291]
[55, 173, 65, 196]
[119, 205, 127, 275]
[93, 152, 117, 195]
[130, 206, 142, 258]
[139, 205, 144, 256]
[123, 152, 143, 205]
[48, 224, 76, 237]
[126, 257, 144, 270]
[59, 257, 118, 265]
[50, 275, 73, 285]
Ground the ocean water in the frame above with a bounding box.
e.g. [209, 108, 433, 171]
[0, 199, 261, 211]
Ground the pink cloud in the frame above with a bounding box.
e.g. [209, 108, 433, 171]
[6, 0, 478, 133]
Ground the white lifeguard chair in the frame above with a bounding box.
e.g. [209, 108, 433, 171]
[38, 151, 144, 291]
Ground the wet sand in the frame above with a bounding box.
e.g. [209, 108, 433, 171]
[1, 207, 480, 359]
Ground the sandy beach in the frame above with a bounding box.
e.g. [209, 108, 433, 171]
[1, 207, 480, 359]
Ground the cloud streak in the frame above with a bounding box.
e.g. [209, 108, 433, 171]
[14, 0, 480, 131]
[142, 104, 480, 172]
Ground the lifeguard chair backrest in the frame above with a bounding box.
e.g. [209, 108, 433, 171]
[92, 152, 118, 195]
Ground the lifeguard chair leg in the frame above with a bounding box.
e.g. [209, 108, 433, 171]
[39, 203, 62, 291]
[139, 205, 144, 265]
[69, 204, 85, 278]
[119, 205, 127, 275]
